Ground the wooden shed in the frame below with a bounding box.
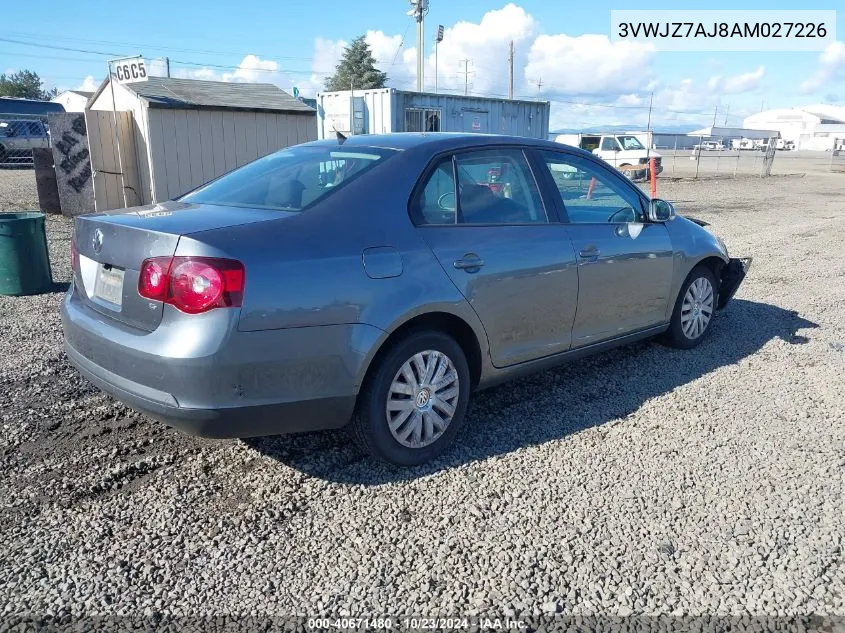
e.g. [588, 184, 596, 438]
[87, 77, 316, 210]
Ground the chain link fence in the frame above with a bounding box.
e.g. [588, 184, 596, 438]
[655, 135, 781, 179]
[0, 114, 52, 168]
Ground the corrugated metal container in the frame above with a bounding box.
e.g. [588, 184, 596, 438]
[316, 89, 550, 140]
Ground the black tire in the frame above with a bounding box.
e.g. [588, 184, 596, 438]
[662, 265, 718, 349]
[350, 330, 471, 466]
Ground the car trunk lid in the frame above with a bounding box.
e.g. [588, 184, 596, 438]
[73, 200, 292, 331]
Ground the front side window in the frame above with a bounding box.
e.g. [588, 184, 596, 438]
[181, 146, 395, 211]
[539, 151, 645, 224]
[27, 122, 43, 136]
[617, 135, 645, 150]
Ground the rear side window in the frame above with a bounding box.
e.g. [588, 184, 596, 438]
[600, 137, 619, 151]
[181, 146, 395, 211]
[411, 148, 546, 225]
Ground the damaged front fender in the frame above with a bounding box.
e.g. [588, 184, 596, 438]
[717, 257, 752, 309]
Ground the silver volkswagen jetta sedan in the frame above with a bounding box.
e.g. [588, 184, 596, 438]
[62, 133, 750, 465]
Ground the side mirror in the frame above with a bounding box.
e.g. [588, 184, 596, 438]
[648, 199, 676, 222]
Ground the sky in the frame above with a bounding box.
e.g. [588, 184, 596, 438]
[1, 0, 842, 130]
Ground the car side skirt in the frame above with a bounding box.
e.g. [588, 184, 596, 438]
[477, 323, 670, 391]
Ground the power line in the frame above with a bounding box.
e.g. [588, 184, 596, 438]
[1, 32, 751, 119]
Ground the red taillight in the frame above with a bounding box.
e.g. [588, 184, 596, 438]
[138, 256, 245, 314]
[139, 256, 171, 301]
[70, 239, 78, 271]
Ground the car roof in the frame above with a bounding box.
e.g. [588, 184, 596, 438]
[301, 132, 584, 155]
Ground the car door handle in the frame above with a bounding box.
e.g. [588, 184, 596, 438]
[453, 255, 485, 272]
[578, 247, 600, 260]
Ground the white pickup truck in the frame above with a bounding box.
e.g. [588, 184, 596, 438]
[554, 133, 663, 180]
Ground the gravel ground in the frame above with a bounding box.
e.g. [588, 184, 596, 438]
[1, 169, 844, 630]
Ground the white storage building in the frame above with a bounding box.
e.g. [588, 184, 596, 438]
[52, 90, 93, 113]
[87, 77, 316, 210]
[743, 105, 845, 150]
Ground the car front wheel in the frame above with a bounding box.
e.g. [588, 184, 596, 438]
[663, 266, 717, 349]
[350, 330, 471, 466]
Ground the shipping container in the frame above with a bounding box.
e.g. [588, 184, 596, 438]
[315, 89, 550, 140]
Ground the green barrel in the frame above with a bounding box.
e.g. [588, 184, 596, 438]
[0, 212, 53, 296]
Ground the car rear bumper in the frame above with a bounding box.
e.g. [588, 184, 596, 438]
[718, 257, 752, 309]
[64, 342, 355, 437]
[61, 286, 382, 438]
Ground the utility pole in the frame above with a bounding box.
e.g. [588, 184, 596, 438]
[507, 40, 514, 100]
[165, 57, 170, 78]
[435, 25, 444, 94]
[535, 77, 543, 102]
[408, 0, 429, 91]
[459, 59, 473, 96]
[724, 104, 730, 126]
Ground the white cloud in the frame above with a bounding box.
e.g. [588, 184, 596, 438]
[77, 75, 97, 91]
[525, 34, 654, 97]
[137, 4, 764, 129]
[801, 41, 845, 93]
[708, 66, 764, 95]
[222, 54, 280, 83]
[170, 54, 301, 94]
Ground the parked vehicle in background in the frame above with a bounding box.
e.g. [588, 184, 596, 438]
[0, 119, 50, 166]
[62, 133, 750, 466]
[736, 138, 756, 151]
[555, 133, 663, 181]
[693, 140, 725, 151]
[776, 139, 795, 150]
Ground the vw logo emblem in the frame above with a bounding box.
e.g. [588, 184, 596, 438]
[92, 228, 104, 254]
[415, 388, 431, 408]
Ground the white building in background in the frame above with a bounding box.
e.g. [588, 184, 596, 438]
[52, 90, 93, 113]
[743, 105, 845, 150]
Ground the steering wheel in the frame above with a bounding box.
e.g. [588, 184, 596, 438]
[438, 191, 456, 211]
[607, 207, 637, 223]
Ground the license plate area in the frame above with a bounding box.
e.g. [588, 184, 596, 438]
[93, 265, 125, 307]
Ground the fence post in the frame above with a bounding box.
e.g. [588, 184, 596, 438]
[734, 141, 741, 177]
[672, 136, 677, 178]
[715, 142, 722, 177]
[694, 135, 702, 179]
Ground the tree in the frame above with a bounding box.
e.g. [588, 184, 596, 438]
[325, 36, 388, 91]
[0, 70, 58, 100]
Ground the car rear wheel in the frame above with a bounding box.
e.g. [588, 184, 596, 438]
[663, 265, 717, 349]
[350, 330, 470, 466]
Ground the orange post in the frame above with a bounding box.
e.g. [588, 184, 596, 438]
[649, 157, 657, 198]
[586, 177, 596, 200]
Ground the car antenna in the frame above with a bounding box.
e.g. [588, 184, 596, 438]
[332, 124, 347, 144]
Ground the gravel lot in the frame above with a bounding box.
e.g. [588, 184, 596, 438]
[1, 165, 844, 629]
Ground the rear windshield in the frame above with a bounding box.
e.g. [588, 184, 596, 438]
[180, 145, 395, 212]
